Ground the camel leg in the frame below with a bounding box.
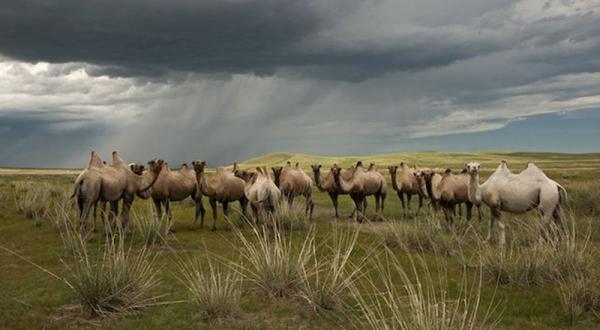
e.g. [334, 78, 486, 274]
[92, 202, 98, 233]
[79, 202, 93, 235]
[486, 207, 500, 243]
[209, 198, 218, 232]
[406, 193, 412, 214]
[374, 194, 381, 221]
[121, 195, 134, 233]
[222, 201, 230, 229]
[329, 192, 339, 218]
[239, 197, 249, 224]
[351, 194, 361, 223]
[443, 202, 453, 226]
[380, 191, 385, 219]
[251, 203, 259, 225]
[153, 199, 163, 221]
[165, 199, 175, 232]
[416, 195, 423, 217]
[466, 201, 473, 222]
[194, 198, 205, 228]
[398, 192, 405, 216]
[287, 193, 294, 209]
[305, 193, 314, 220]
[106, 201, 118, 236]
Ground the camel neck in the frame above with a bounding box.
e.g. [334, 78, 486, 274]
[390, 171, 399, 191]
[468, 172, 481, 204]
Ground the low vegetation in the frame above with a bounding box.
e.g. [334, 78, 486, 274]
[1, 152, 599, 328]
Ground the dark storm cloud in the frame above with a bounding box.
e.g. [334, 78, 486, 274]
[0, 0, 531, 81]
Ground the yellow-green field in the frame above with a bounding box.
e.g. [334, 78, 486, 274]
[1, 152, 599, 329]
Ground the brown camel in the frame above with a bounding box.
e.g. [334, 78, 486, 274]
[311, 164, 367, 218]
[331, 161, 386, 222]
[73, 151, 162, 234]
[415, 168, 482, 224]
[388, 162, 425, 216]
[271, 161, 314, 219]
[134, 162, 205, 231]
[193, 161, 248, 231]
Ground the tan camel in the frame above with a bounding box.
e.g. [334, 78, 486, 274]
[243, 166, 282, 225]
[311, 164, 367, 218]
[193, 161, 248, 231]
[331, 161, 386, 222]
[271, 161, 314, 219]
[466, 161, 566, 245]
[415, 168, 482, 224]
[72, 151, 162, 233]
[388, 162, 425, 216]
[134, 162, 205, 231]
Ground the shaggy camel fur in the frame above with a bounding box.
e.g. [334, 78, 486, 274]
[415, 168, 482, 224]
[243, 166, 282, 226]
[332, 161, 386, 222]
[388, 163, 425, 216]
[272, 161, 314, 219]
[135, 162, 205, 231]
[73, 151, 162, 234]
[466, 161, 566, 245]
[311, 164, 367, 218]
[194, 161, 248, 231]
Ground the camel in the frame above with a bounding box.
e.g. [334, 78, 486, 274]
[415, 168, 482, 225]
[134, 162, 205, 231]
[271, 161, 314, 219]
[193, 161, 249, 231]
[331, 161, 386, 222]
[311, 164, 367, 218]
[72, 151, 162, 234]
[466, 161, 566, 245]
[388, 163, 425, 216]
[243, 166, 282, 227]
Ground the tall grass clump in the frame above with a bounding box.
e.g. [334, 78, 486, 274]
[272, 204, 310, 231]
[479, 215, 594, 289]
[381, 215, 466, 257]
[179, 255, 242, 320]
[350, 249, 499, 329]
[230, 223, 314, 297]
[299, 228, 365, 313]
[65, 229, 162, 316]
[13, 181, 52, 226]
[133, 209, 170, 247]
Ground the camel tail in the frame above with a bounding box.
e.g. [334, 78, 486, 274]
[557, 183, 567, 205]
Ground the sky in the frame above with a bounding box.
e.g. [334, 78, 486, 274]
[1, 0, 599, 168]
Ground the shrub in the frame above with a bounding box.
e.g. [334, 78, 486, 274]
[133, 209, 170, 247]
[299, 228, 364, 313]
[179, 256, 242, 320]
[350, 249, 499, 329]
[13, 181, 52, 225]
[230, 224, 314, 297]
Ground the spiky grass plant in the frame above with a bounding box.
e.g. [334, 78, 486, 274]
[381, 215, 466, 257]
[179, 255, 242, 320]
[133, 209, 170, 247]
[272, 204, 310, 232]
[13, 181, 51, 226]
[350, 249, 498, 330]
[230, 222, 314, 297]
[64, 228, 162, 316]
[299, 227, 366, 313]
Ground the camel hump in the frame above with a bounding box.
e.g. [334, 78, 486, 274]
[180, 163, 188, 170]
[233, 162, 239, 172]
[444, 168, 452, 175]
[112, 151, 126, 166]
[295, 162, 300, 169]
[356, 161, 363, 168]
[88, 151, 103, 168]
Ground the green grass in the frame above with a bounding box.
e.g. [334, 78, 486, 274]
[1, 151, 600, 329]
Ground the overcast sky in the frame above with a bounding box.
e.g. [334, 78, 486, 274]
[1, 0, 599, 168]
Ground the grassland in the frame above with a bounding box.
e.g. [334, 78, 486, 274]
[1, 151, 599, 329]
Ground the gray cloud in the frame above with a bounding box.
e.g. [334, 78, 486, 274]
[1, 0, 600, 167]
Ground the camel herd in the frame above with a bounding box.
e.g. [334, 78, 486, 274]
[73, 151, 567, 244]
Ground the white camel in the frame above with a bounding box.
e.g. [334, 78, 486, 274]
[466, 161, 566, 245]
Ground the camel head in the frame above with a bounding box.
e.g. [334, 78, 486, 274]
[413, 170, 429, 198]
[310, 164, 322, 174]
[271, 166, 284, 187]
[129, 163, 145, 175]
[191, 160, 207, 173]
[146, 159, 164, 174]
[465, 162, 481, 175]
[234, 168, 255, 182]
[387, 165, 398, 175]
